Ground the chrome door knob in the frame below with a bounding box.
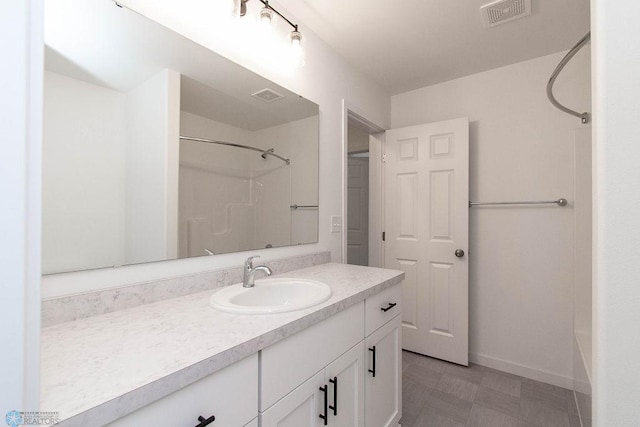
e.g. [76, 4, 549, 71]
[455, 249, 465, 258]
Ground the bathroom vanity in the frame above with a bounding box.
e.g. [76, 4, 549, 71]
[40, 263, 404, 426]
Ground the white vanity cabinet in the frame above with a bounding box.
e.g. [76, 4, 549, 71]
[261, 342, 365, 427]
[364, 285, 403, 427]
[261, 283, 403, 427]
[260, 302, 365, 426]
[108, 354, 258, 427]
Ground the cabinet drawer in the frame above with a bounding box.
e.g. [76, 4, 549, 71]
[365, 284, 402, 336]
[108, 354, 258, 427]
[261, 302, 364, 410]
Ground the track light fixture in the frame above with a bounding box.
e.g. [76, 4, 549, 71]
[237, 0, 305, 66]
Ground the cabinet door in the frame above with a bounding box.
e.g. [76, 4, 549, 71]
[325, 341, 365, 427]
[365, 316, 402, 427]
[261, 370, 326, 427]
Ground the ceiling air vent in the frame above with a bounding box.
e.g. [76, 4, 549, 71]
[251, 88, 285, 103]
[481, 0, 531, 28]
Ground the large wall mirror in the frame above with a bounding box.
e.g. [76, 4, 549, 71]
[42, 0, 319, 275]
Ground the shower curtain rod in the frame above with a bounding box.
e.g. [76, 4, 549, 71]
[546, 32, 591, 124]
[179, 135, 291, 165]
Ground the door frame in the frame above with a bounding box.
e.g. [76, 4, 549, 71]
[341, 100, 386, 265]
[4, 0, 44, 409]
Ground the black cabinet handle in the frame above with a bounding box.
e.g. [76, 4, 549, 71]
[329, 376, 338, 416]
[194, 415, 215, 427]
[368, 346, 376, 377]
[319, 385, 328, 425]
[381, 302, 397, 312]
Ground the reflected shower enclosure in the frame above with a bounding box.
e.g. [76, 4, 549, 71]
[178, 94, 319, 257]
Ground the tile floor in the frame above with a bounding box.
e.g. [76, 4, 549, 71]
[401, 350, 581, 427]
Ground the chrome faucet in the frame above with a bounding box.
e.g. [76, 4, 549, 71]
[243, 256, 273, 288]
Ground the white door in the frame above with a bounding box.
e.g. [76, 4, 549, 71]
[364, 316, 402, 427]
[261, 370, 325, 427]
[324, 341, 365, 427]
[384, 118, 469, 365]
[347, 157, 369, 266]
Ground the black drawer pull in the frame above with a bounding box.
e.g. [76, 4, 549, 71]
[195, 415, 215, 427]
[319, 385, 328, 425]
[381, 302, 397, 312]
[329, 376, 338, 416]
[368, 346, 376, 377]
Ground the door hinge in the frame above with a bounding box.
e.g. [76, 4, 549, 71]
[382, 232, 386, 241]
[382, 153, 386, 163]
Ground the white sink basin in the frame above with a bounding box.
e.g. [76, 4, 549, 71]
[210, 278, 332, 314]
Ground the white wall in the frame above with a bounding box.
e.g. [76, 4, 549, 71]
[592, 0, 640, 423]
[573, 127, 592, 389]
[42, 71, 127, 274]
[125, 69, 181, 264]
[0, 0, 42, 411]
[391, 50, 591, 387]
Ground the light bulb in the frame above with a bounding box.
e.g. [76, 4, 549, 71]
[259, 7, 274, 25]
[289, 30, 305, 67]
[290, 30, 302, 46]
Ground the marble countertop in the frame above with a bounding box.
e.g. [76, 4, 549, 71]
[41, 263, 404, 426]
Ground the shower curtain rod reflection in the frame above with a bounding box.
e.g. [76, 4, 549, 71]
[469, 198, 568, 207]
[179, 135, 291, 165]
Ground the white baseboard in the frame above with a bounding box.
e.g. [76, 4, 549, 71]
[469, 352, 574, 390]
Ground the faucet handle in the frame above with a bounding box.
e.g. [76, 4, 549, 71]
[245, 255, 260, 269]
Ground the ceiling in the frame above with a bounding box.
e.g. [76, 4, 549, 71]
[44, 0, 318, 130]
[276, 0, 590, 94]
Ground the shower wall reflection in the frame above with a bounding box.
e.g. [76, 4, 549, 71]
[178, 105, 319, 257]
